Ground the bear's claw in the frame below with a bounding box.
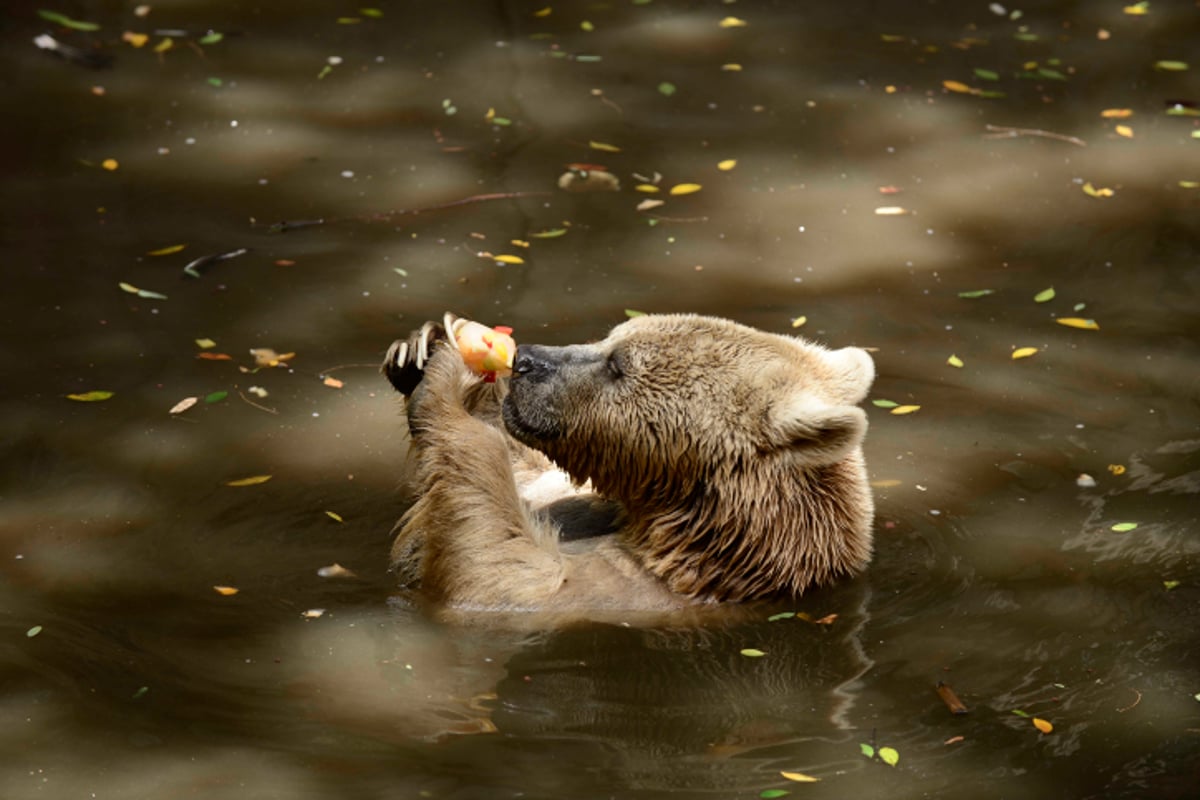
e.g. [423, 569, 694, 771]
[382, 313, 461, 396]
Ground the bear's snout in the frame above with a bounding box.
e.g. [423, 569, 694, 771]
[513, 344, 557, 381]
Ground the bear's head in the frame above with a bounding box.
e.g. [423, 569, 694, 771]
[502, 314, 875, 600]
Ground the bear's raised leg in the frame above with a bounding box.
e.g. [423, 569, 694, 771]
[394, 343, 566, 610]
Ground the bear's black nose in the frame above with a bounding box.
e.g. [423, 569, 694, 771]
[513, 344, 555, 380]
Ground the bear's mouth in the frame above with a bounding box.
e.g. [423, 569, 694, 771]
[501, 391, 560, 445]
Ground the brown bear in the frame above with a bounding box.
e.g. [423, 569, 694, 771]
[383, 313, 874, 618]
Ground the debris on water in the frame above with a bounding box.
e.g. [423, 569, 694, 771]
[936, 681, 969, 715]
[183, 247, 249, 278]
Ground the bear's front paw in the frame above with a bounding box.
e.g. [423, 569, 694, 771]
[382, 313, 461, 396]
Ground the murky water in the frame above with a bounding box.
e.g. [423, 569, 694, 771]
[3, 2, 1198, 798]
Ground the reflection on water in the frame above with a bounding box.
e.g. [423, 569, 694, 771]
[2, 1, 1198, 798]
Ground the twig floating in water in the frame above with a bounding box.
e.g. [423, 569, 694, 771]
[983, 124, 1087, 147]
[183, 248, 249, 278]
[935, 681, 969, 715]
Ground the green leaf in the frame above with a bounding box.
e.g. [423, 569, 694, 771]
[958, 288, 995, 298]
[1014, 32, 1039, 42]
[1111, 522, 1139, 532]
[1194, 693, 1200, 702]
[1163, 580, 1180, 590]
[872, 399, 899, 408]
[531, 228, 568, 238]
[624, 309, 646, 318]
[206, 77, 223, 87]
[768, 611, 796, 621]
[1034, 287, 1056, 303]
[198, 32, 224, 45]
[132, 686, 149, 699]
[879, 746, 900, 767]
[859, 743, 875, 758]
[1154, 61, 1188, 72]
[205, 391, 229, 404]
[740, 648, 766, 658]
[26, 625, 43, 638]
[1037, 68, 1067, 81]
[360, 8, 384, 18]
[759, 791, 789, 799]
[1011, 709, 1030, 718]
[38, 9, 100, 31]
[137, 288, 169, 300]
[67, 391, 114, 402]
[658, 81, 677, 96]
[973, 68, 1000, 81]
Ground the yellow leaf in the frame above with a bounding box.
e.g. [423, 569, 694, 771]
[67, 391, 114, 402]
[1056, 317, 1100, 330]
[323, 376, 345, 388]
[1123, 3, 1148, 14]
[721, 63, 743, 72]
[791, 316, 807, 328]
[1082, 182, 1114, 198]
[213, 585, 239, 596]
[1100, 108, 1133, 118]
[717, 159, 737, 171]
[669, 183, 703, 195]
[718, 16, 748, 28]
[874, 206, 909, 215]
[153, 37, 173, 53]
[872, 479, 903, 488]
[943, 80, 972, 93]
[635, 184, 661, 193]
[780, 771, 820, 783]
[533, 7, 551, 17]
[324, 510, 344, 523]
[588, 140, 621, 153]
[195, 338, 216, 349]
[891, 405, 921, 415]
[119, 281, 141, 294]
[101, 158, 119, 171]
[510, 239, 530, 248]
[1033, 718, 1053, 734]
[1115, 124, 1133, 138]
[122, 31, 149, 48]
[1108, 463, 1126, 475]
[947, 354, 964, 368]
[494, 254, 525, 264]
[225, 475, 273, 487]
[1012, 347, 1039, 359]
[147, 243, 187, 256]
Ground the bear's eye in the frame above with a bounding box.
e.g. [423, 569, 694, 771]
[606, 350, 625, 380]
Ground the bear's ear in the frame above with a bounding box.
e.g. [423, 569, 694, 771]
[768, 395, 868, 466]
[823, 346, 875, 405]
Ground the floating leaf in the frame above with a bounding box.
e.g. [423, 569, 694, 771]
[879, 747, 900, 766]
[625, 309, 646, 318]
[1056, 317, 1099, 330]
[860, 743, 875, 758]
[154, 37, 173, 54]
[635, 184, 661, 193]
[1032, 718, 1053, 734]
[1163, 580, 1180, 590]
[213, 585, 239, 596]
[758, 791, 788, 800]
[225, 475, 273, 487]
[324, 510, 344, 523]
[1108, 464, 1126, 475]
[768, 611, 796, 621]
[1034, 287, 1056, 303]
[947, 354, 964, 368]
[1082, 182, 1115, 198]
[317, 563, 356, 578]
[973, 68, 1000, 81]
[1101, 108, 1134, 118]
[360, 8, 384, 18]
[26, 625, 43, 638]
[636, 198, 665, 211]
[780, 771, 819, 783]
[669, 183, 703, 195]
[958, 289, 994, 298]
[740, 648, 766, 658]
[132, 686, 149, 699]
[588, 140, 621, 153]
[493, 254, 525, 265]
[717, 159, 737, 171]
[102, 158, 119, 171]
[1123, 1, 1149, 13]
[1111, 522, 1139, 532]
[195, 338, 216, 349]
[1115, 124, 1134, 138]
[1037, 68, 1067, 80]
[874, 206, 909, 215]
[196, 352, 232, 361]
[147, 243, 187, 256]
[204, 391, 228, 404]
[67, 390, 114, 402]
[1012, 347, 1039, 359]
[943, 80, 972, 93]
[718, 16, 748, 28]
[791, 316, 807, 328]
[872, 399, 899, 408]
[721, 63, 743, 71]
[38, 9, 100, 31]
[1154, 61, 1188, 72]
[531, 228, 568, 238]
[891, 405, 921, 415]
[322, 376, 344, 389]
[1011, 709, 1031, 718]
[657, 81, 677, 96]
[169, 397, 198, 415]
